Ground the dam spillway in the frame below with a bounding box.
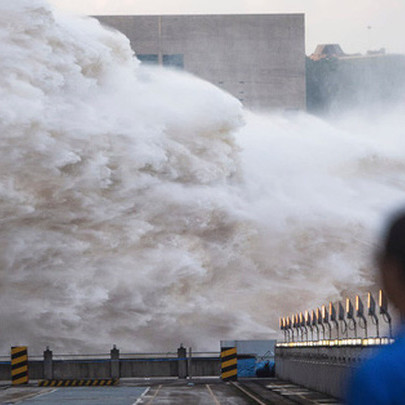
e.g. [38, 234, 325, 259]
[1, 0, 405, 357]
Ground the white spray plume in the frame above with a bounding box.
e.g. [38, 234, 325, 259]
[1, 0, 404, 353]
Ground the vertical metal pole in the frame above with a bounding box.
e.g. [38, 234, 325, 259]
[386, 315, 393, 339]
[340, 319, 348, 338]
[314, 325, 319, 341]
[320, 324, 325, 340]
[188, 347, 193, 384]
[351, 318, 358, 338]
[326, 323, 332, 340]
[334, 320, 340, 339]
[375, 317, 380, 338]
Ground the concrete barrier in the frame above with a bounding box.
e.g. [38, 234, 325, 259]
[275, 345, 383, 399]
[52, 360, 111, 380]
[191, 357, 220, 377]
[0, 347, 221, 381]
[0, 361, 43, 381]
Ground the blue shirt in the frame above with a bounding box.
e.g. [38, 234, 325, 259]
[347, 329, 405, 404]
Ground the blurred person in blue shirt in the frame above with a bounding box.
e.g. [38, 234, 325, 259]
[347, 212, 405, 404]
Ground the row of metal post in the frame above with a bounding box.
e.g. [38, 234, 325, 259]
[280, 290, 393, 343]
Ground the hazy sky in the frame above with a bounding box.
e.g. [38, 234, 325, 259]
[49, 0, 405, 55]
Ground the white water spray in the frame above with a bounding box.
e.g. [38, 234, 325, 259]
[1, 1, 405, 353]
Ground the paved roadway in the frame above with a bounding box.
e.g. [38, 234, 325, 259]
[0, 387, 149, 405]
[140, 383, 249, 404]
[0, 379, 342, 404]
[0, 383, 251, 405]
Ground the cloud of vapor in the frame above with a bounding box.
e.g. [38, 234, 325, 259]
[1, 0, 405, 354]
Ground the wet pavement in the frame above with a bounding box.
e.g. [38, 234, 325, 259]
[0, 387, 54, 404]
[140, 383, 249, 404]
[0, 378, 341, 404]
[0, 386, 149, 405]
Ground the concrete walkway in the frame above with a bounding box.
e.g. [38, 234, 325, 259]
[0, 387, 54, 404]
[141, 383, 249, 404]
[10, 387, 149, 404]
[0, 379, 341, 404]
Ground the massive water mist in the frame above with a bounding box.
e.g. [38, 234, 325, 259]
[1, 0, 405, 353]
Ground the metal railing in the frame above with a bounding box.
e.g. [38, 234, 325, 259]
[278, 289, 394, 347]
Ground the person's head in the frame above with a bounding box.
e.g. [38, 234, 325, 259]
[379, 212, 405, 316]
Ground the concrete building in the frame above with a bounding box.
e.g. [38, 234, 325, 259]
[95, 14, 306, 111]
[306, 45, 405, 113]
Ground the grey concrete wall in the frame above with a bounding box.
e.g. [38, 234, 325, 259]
[120, 359, 178, 377]
[28, 361, 44, 380]
[0, 357, 220, 380]
[191, 358, 220, 376]
[95, 14, 306, 111]
[53, 361, 111, 379]
[0, 361, 43, 381]
[0, 364, 10, 381]
[275, 346, 382, 399]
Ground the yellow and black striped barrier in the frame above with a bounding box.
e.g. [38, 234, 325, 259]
[38, 379, 119, 387]
[221, 347, 237, 381]
[11, 346, 28, 385]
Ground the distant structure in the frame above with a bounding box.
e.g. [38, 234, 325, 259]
[367, 48, 386, 57]
[306, 43, 405, 114]
[310, 44, 346, 61]
[94, 14, 306, 111]
[309, 43, 387, 61]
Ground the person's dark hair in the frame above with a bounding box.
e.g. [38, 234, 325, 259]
[381, 212, 405, 270]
